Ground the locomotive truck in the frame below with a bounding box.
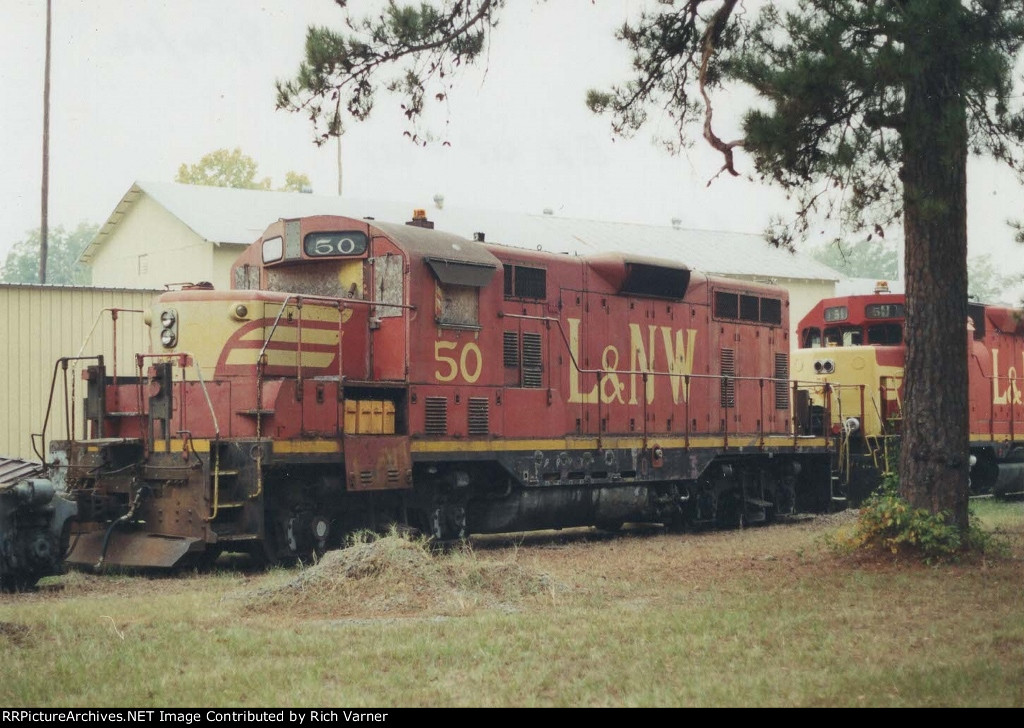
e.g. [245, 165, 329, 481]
[6, 210, 836, 580]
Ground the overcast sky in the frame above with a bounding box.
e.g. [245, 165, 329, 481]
[2, 0, 1023, 291]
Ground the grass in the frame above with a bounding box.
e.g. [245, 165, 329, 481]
[1, 502, 1022, 707]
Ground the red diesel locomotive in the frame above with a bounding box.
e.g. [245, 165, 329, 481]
[30, 212, 835, 572]
[792, 283, 1024, 501]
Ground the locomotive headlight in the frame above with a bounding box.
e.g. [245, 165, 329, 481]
[814, 360, 823, 374]
[822, 359, 835, 374]
[229, 303, 250, 321]
[159, 308, 178, 348]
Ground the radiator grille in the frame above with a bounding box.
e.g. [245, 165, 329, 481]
[503, 331, 519, 367]
[720, 348, 735, 408]
[522, 332, 543, 388]
[468, 397, 490, 435]
[424, 397, 448, 435]
[774, 353, 790, 410]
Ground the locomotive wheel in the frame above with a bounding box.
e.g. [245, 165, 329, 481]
[429, 502, 467, 542]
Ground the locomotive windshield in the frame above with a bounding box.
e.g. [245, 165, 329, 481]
[824, 326, 863, 346]
[867, 323, 903, 344]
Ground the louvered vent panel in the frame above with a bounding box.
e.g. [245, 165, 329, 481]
[468, 397, 490, 435]
[774, 353, 790, 410]
[522, 332, 543, 388]
[720, 348, 736, 408]
[424, 397, 448, 435]
[503, 331, 519, 368]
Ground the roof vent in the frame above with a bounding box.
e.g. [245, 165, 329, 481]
[671, 217, 682, 229]
[406, 208, 434, 229]
[473, 232, 485, 242]
[542, 208, 553, 216]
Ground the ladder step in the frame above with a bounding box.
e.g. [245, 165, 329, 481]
[237, 409, 275, 416]
[213, 469, 240, 477]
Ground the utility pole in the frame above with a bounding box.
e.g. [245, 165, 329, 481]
[342, 134, 350, 196]
[40, 0, 52, 284]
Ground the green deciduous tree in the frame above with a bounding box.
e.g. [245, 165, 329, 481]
[277, 0, 1024, 531]
[968, 253, 1016, 303]
[811, 237, 899, 281]
[176, 148, 311, 192]
[0, 222, 97, 285]
[281, 171, 313, 193]
[176, 147, 272, 189]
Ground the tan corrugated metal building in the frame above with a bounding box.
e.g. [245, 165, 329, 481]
[0, 284, 158, 461]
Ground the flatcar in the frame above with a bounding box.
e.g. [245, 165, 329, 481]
[16, 211, 835, 574]
[791, 282, 1024, 502]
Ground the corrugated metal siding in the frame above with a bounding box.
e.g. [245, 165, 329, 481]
[0, 285, 158, 461]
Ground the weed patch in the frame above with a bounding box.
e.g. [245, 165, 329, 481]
[828, 475, 1010, 562]
[240, 531, 560, 619]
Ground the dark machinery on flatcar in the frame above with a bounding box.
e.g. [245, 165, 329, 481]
[792, 282, 1024, 503]
[13, 211, 838, 574]
[0, 457, 76, 590]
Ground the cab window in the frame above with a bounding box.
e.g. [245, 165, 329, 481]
[802, 327, 822, 348]
[867, 323, 902, 345]
[824, 326, 863, 346]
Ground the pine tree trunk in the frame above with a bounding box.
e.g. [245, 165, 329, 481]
[898, 0, 971, 530]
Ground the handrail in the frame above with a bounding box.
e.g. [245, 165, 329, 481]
[499, 311, 823, 443]
[32, 355, 103, 464]
[75, 308, 145, 385]
[256, 294, 415, 365]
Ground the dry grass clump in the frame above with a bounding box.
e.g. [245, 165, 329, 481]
[241, 532, 560, 619]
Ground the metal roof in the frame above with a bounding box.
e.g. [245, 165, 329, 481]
[0, 456, 43, 487]
[84, 180, 842, 283]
